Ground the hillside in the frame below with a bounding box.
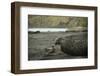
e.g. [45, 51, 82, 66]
[28, 15, 88, 28]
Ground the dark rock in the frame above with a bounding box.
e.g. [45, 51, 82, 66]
[55, 32, 88, 56]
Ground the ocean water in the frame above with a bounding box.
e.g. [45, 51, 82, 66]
[28, 28, 69, 32]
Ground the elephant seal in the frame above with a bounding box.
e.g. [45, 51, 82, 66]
[55, 32, 88, 56]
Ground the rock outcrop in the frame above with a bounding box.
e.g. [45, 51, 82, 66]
[55, 32, 88, 56]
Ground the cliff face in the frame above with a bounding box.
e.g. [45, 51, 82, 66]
[28, 15, 88, 28]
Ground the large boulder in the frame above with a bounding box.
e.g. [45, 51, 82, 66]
[55, 32, 88, 56]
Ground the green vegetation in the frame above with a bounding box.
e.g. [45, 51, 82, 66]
[28, 15, 88, 28]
